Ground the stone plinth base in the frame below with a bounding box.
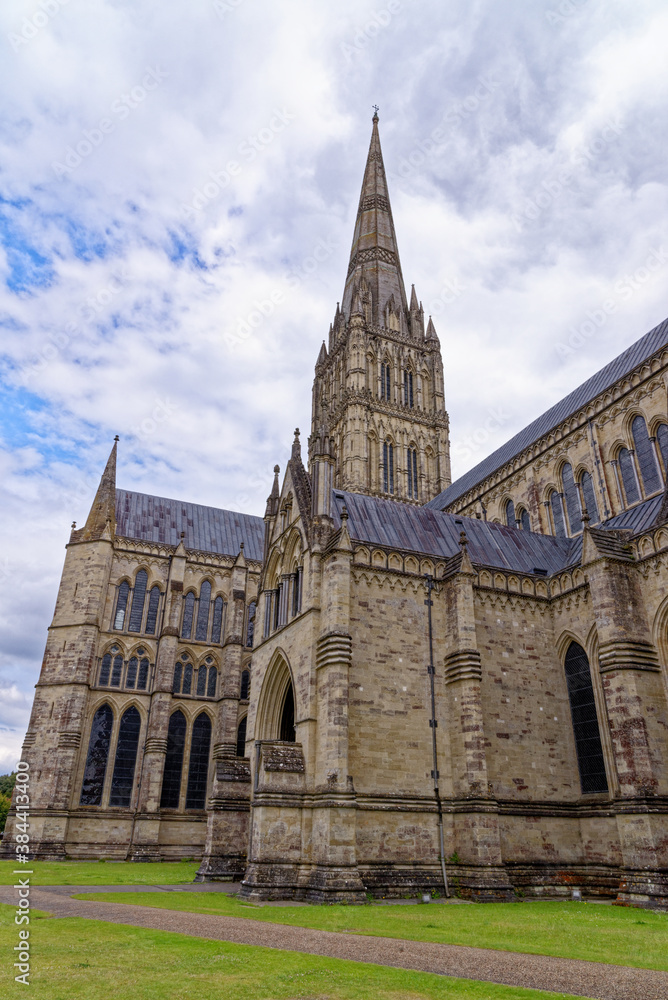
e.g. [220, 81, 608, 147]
[195, 854, 246, 882]
[615, 869, 668, 909]
[240, 862, 367, 903]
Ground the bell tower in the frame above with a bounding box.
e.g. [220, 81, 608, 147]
[308, 113, 451, 503]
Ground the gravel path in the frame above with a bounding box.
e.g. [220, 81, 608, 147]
[2, 886, 666, 1000]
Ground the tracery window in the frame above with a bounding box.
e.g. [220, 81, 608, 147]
[549, 490, 567, 538]
[125, 649, 149, 691]
[380, 362, 391, 401]
[109, 706, 141, 807]
[240, 668, 250, 700]
[407, 448, 418, 499]
[181, 592, 196, 639]
[99, 645, 122, 686]
[505, 499, 515, 527]
[80, 704, 113, 806]
[113, 581, 130, 630]
[561, 463, 581, 534]
[579, 471, 599, 523]
[185, 713, 212, 810]
[518, 507, 531, 531]
[211, 596, 224, 644]
[207, 661, 217, 697]
[618, 448, 640, 506]
[160, 711, 187, 809]
[563, 642, 608, 795]
[195, 581, 212, 641]
[173, 652, 217, 698]
[236, 717, 247, 758]
[128, 570, 148, 632]
[656, 423, 668, 475]
[403, 370, 414, 408]
[631, 415, 662, 495]
[383, 441, 394, 494]
[145, 585, 161, 634]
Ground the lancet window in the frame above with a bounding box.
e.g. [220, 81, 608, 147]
[631, 415, 662, 495]
[380, 362, 391, 401]
[160, 709, 213, 811]
[579, 471, 599, 523]
[549, 490, 567, 538]
[505, 499, 515, 527]
[618, 447, 640, 506]
[403, 370, 414, 408]
[407, 448, 418, 499]
[108, 706, 141, 807]
[185, 713, 212, 810]
[181, 584, 225, 643]
[563, 642, 608, 795]
[172, 652, 217, 699]
[113, 572, 162, 635]
[383, 441, 394, 494]
[80, 704, 113, 806]
[236, 717, 247, 758]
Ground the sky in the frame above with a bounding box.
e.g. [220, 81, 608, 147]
[1, 0, 667, 771]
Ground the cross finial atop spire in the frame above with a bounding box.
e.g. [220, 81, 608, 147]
[372, 104, 379, 121]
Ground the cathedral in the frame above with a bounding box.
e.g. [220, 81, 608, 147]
[5, 114, 668, 908]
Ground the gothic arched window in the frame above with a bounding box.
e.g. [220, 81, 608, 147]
[564, 642, 608, 794]
[126, 655, 138, 689]
[185, 713, 212, 810]
[182, 659, 193, 695]
[128, 569, 148, 632]
[207, 665, 217, 698]
[195, 581, 212, 641]
[196, 664, 207, 696]
[518, 507, 531, 531]
[580, 471, 599, 523]
[99, 650, 113, 685]
[80, 704, 113, 805]
[631, 415, 661, 495]
[240, 668, 250, 700]
[403, 370, 414, 408]
[383, 441, 394, 494]
[181, 592, 196, 639]
[109, 706, 141, 807]
[110, 652, 124, 687]
[380, 362, 391, 401]
[618, 448, 640, 506]
[505, 499, 515, 527]
[279, 684, 296, 742]
[145, 585, 161, 635]
[236, 717, 247, 758]
[113, 581, 130, 630]
[160, 710, 186, 809]
[561, 463, 581, 534]
[245, 602, 256, 647]
[656, 423, 668, 475]
[549, 491, 567, 538]
[407, 448, 418, 499]
[211, 596, 224, 644]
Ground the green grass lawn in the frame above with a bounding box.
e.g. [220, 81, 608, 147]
[0, 904, 578, 1000]
[0, 859, 200, 885]
[79, 891, 668, 971]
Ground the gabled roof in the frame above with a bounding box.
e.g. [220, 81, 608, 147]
[426, 316, 668, 511]
[332, 490, 574, 575]
[115, 489, 264, 561]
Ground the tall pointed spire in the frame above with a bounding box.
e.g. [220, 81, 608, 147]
[81, 437, 118, 541]
[341, 112, 409, 330]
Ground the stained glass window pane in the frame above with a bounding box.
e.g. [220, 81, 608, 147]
[246, 602, 256, 647]
[181, 593, 195, 638]
[619, 448, 640, 505]
[185, 713, 212, 809]
[505, 499, 515, 527]
[580, 471, 599, 524]
[145, 586, 160, 635]
[110, 654, 123, 687]
[126, 656, 138, 689]
[632, 415, 661, 495]
[137, 658, 149, 690]
[128, 570, 148, 632]
[196, 665, 206, 697]
[183, 662, 193, 695]
[520, 508, 531, 531]
[240, 669, 250, 700]
[172, 662, 182, 694]
[657, 424, 668, 474]
[211, 596, 224, 644]
[550, 491, 566, 538]
[207, 666, 217, 698]
[561, 463, 581, 533]
[196, 581, 211, 641]
[160, 711, 186, 809]
[564, 642, 608, 794]
[383, 442, 388, 493]
[80, 704, 113, 805]
[109, 706, 141, 807]
[99, 653, 112, 686]
[412, 449, 418, 497]
[388, 443, 394, 494]
[114, 581, 130, 630]
[236, 717, 247, 758]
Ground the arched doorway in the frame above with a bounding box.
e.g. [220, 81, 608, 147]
[279, 684, 295, 742]
[255, 652, 297, 742]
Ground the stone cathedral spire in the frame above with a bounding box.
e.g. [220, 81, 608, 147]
[309, 114, 451, 503]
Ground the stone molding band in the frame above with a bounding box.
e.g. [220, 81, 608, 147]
[598, 641, 660, 673]
[316, 631, 352, 671]
[57, 732, 81, 749]
[144, 737, 168, 754]
[444, 649, 483, 684]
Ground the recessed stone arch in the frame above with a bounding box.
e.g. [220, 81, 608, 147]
[255, 650, 296, 742]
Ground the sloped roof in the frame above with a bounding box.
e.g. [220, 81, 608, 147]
[332, 490, 574, 575]
[115, 489, 265, 561]
[427, 316, 668, 511]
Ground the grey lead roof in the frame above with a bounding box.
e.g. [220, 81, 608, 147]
[427, 316, 668, 511]
[115, 489, 265, 561]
